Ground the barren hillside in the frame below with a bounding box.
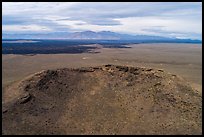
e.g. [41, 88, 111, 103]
[2, 65, 202, 135]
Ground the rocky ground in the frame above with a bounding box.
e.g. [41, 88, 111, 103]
[2, 65, 202, 135]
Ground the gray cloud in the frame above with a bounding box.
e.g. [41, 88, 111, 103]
[2, 2, 202, 39]
[142, 26, 201, 40]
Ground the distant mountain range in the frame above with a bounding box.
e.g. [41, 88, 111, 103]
[2, 31, 201, 43]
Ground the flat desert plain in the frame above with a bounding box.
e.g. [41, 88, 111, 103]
[2, 43, 202, 101]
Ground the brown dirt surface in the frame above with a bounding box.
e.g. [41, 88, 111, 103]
[2, 64, 202, 135]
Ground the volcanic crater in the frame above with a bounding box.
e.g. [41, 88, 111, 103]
[2, 64, 202, 135]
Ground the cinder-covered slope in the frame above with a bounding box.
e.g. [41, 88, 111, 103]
[2, 65, 202, 135]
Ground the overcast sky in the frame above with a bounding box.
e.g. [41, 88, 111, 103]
[2, 2, 202, 40]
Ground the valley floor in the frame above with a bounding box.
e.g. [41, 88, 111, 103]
[2, 43, 202, 100]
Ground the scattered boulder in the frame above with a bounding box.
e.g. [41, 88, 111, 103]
[116, 66, 129, 72]
[18, 92, 32, 104]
